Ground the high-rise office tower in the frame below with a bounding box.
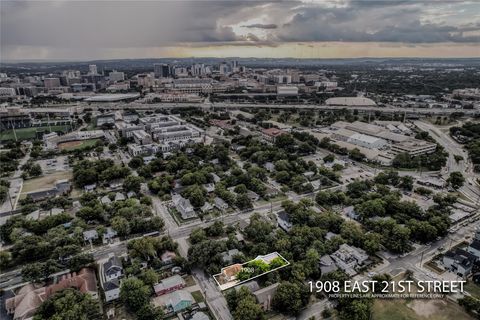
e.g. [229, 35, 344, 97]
[154, 63, 170, 78]
[88, 64, 98, 75]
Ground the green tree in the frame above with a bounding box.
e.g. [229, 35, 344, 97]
[123, 175, 144, 193]
[120, 277, 151, 312]
[447, 171, 465, 189]
[0, 185, 8, 203]
[323, 154, 335, 163]
[34, 288, 101, 320]
[272, 281, 306, 315]
[190, 227, 207, 244]
[0, 250, 12, 269]
[136, 303, 164, 320]
[236, 193, 253, 210]
[232, 288, 265, 320]
[399, 175, 414, 191]
[111, 216, 131, 236]
[139, 269, 159, 287]
[128, 156, 144, 169]
[22, 262, 45, 283]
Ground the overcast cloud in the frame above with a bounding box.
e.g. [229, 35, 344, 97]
[1, 0, 479, 60]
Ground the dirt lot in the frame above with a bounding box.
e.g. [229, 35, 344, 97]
[58, 140, 83, 150]
[372, 295, 473, 320]
[20, 171, 72, 195]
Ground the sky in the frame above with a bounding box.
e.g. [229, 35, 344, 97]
[1, 0, 479, 61]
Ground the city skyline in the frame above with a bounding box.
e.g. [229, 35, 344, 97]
[1, 0, 479, 61]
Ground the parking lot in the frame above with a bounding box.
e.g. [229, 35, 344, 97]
[36, 156, 69, 173]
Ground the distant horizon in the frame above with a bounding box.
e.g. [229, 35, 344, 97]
[2, 56, 480, 65]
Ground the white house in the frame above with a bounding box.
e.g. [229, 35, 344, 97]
[172, 194, 196, 219]
[214, 197, 228, 212]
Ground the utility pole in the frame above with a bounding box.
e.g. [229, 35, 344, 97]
[47, 113, 52, 133]
[10, 119, 18, 142]
[7, 189, 14, 211]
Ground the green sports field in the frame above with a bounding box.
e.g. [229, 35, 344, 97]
[0, 125, 72, 141]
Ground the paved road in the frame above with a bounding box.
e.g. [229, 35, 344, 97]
[364, 215, 480, 284]
[414, 121, 480, 205]
[297, 299, 333, 320]
[151, 195, 178, 232]
[0, 147, 30, 214]
[24, 103, 480, 116]
[193, 268, 233, 320]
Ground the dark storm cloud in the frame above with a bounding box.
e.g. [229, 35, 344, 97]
[242, 24, 278, 29]
[1, 0, 478, 60]
[274, 1, 480, 43]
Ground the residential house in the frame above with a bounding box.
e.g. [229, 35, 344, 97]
[221, 249, 240, 264]
[264, 162, 275, 172]
[303, 171, 315, 179]
[83, 230, 99, 242]
[102, 227, 118, 244]
[247, 190, 260, 202]
[211, 173, 221, 183]
[264, 186, 279, 198]
[319, 255, 338, 275]
[200, 202, 213, 214]
[236, 281, 260, 293]
[343, 206, 359, 220]
[253, 283, 279, 311]
[109, 180, 123, 189]
[261, 128, 286, 144]
[103, 278, 121, 302]
[84, 183, 97, 192]
[161, 251, 177, 265]
[276, 211, 292, 232]
[310, 179, 321, 191]
[218, 264, 243, 283]
[191, 311, 210, 320]
[325, 232, 339, 240]
[203, 183, 215, 193]
[103, 255, 123, 282]
[155, 289, 193, 313]
[330, 244, 369, 276]
[214, 197, 228, 212]
[443, 248, 476, 277]
[100, 195, 112, 205]
[5, 268, 98, 320]
[172, 194, 196, 219]
[153, 275, 186, 296]
[467, 239, 480, 259]
[114, 192, 126, 202]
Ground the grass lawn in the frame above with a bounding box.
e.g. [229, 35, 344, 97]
[184, 275, 196, 287]
[86, 121, 96, 130]
[191, 290, 205, 303]
[0, 125, 71, 141]
[372, 298, 473, 320]
[20, 171, 72, 195]
[465, 281, 480, 299]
